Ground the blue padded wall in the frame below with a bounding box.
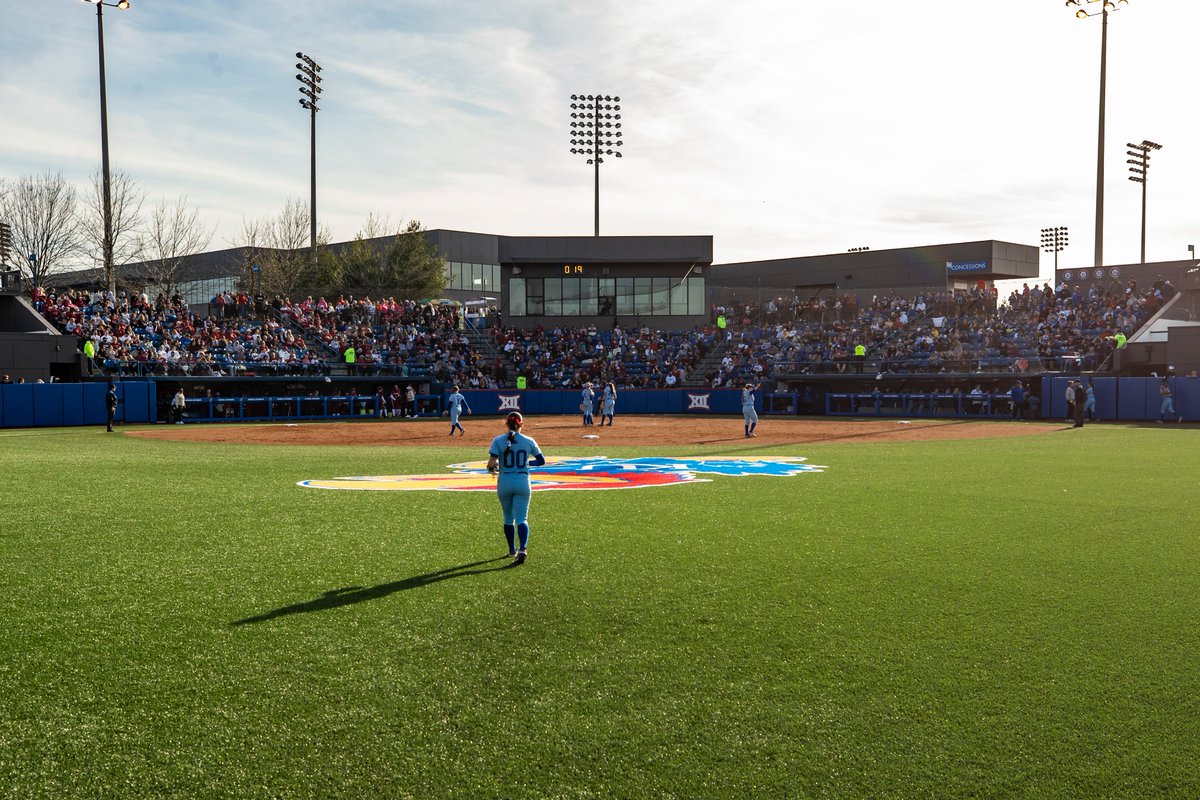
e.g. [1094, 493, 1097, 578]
[1, 384, 35, 428]
[32, 383, 65, 427]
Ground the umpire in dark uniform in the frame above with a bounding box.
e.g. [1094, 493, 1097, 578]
[1072, 380, 1085, 428]
[105, 382, 118, 432]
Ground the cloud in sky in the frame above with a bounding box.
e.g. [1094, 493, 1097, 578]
[2, 0, 1197, 281]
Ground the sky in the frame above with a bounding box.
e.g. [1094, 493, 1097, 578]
[2, 0, 1198, 285]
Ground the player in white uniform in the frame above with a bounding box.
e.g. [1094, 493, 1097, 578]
[445, 385, 472, 436]
[742, 382, 759, 437]
[600, 382, 617, 426]
[581, 383, 595, 426]
[487, 412, 545, 564]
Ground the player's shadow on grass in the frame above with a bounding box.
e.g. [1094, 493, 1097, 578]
[230, 557, 514, 626]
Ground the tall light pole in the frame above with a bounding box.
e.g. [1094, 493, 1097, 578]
[1126, 140, 1161, 264]
[1041, 226, 1070, 272]
[1066, 0, 1129, 268]
[83, 0, 131, 295]
[569, 94, 623, 236]
[296, 53, 323, 268]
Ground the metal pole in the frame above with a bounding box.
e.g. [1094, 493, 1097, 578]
[594, 98, 600, 237]
[96, 2, 115, 295]
[310, 102, 317, 267]
[1140, 165, 1147, 264]
[1094, 7, 1108, 268]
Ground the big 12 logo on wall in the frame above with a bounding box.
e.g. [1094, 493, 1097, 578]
[298, 456, 825, 492]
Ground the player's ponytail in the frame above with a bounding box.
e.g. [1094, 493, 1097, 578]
[504, 411, 522, 451]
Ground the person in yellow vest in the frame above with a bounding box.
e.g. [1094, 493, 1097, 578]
[516, 375, 527, 390]
[1106, 332, 1127, 349]
[82, 338, 96, 375]
[853, 343, 866, 374]
[344, 344, 356, 376]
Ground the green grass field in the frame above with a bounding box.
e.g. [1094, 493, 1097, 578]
[2, 420, 1199, 799]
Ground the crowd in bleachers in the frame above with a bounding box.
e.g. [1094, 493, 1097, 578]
[41, 288, 319, 377]
[490, 323, 717, 389]
[278, 295, 497, 387]
[706, 290, 988, 384]
[40, 273, 1176, 386]
[713, 278, 1171, 380]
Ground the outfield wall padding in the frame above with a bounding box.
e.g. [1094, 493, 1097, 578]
[0, 381, 156, 428]
[1, 379, 1194, 428]
[457, 388, 751, 419]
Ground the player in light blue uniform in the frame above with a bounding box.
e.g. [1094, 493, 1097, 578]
[445, 385, 472, 436]
[742, 382, 759, 437]
[600, 382, 617, 426]
[581, 383, 595, 426]
[487, 412, 545, 564]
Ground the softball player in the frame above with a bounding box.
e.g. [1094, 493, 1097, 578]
[487, 412, 545, 564]
[600, 382, 617, 426]
[445, 385, 472, 436]
[581, 383, 595, 426]
[742, 382, 759, 437]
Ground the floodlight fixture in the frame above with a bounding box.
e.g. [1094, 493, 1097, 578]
[568, 92, 625, 236]
[295, 52, 325, 266]
[1127, 139, 1162, 263]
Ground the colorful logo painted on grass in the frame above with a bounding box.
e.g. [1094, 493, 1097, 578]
[297, 456, 826, 492]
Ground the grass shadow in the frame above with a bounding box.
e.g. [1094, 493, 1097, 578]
[231, 556, 514, 626]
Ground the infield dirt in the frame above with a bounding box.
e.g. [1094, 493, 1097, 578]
[127, 416, 1065, 448]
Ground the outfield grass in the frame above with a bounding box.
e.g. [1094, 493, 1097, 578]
[1, 421, 1199, 799]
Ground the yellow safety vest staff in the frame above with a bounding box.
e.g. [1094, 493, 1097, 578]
[516, 376, 527, 390]
[344, 346, 356, 364]
[854, 344, 866, 357]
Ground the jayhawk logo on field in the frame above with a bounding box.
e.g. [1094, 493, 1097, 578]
[298, 456, 825, 492]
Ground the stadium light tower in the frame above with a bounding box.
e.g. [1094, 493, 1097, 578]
[1065, 0, 1130, 268]
[82, 0, 133, 294]
[569, 94, 624, 236]
[1126, 139, 1161, 264]
[296, 52, 323, 266]
[1041, 226, 1070, 272]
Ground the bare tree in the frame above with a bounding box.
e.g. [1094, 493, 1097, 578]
[0, 171, 84, 288]
[82, 168, 146, 293]
[232, 199, 329, 298]
[134, 196, 214, 295]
